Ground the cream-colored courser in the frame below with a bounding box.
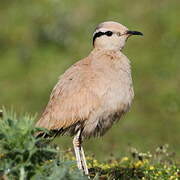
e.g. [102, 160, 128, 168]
[36, 21, 143, 175]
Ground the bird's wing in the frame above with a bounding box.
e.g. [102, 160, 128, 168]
[36, 58, 102, 131]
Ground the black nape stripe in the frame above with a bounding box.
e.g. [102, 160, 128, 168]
[93, 31, 113, 45]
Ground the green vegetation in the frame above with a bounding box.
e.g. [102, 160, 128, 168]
[0, 110, 179, 179]
[0, 0, 180, 159]
[0, 109, 87, 180]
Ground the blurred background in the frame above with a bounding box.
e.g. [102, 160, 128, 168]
[0, 0, 180, 159]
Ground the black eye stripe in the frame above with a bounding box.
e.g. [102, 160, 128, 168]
[105, 31, 113, 36]
[93, 31, 113, 45]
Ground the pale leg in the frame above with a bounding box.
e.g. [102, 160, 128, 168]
[73, 130, 89, 175]
[73, 130, 82, 170]
[80, 145, 89, 175]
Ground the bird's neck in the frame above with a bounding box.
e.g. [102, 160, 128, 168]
[89, 48, 131, 69]
[91, 48, 123, 58]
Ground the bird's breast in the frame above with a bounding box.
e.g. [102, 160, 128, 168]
[77, 53, 134, 137]
[103, 71, 134, 114]
[93, 55, 134, 114]
[82, 68, 134, 137]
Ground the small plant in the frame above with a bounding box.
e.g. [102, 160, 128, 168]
[0, 109, 87, 180]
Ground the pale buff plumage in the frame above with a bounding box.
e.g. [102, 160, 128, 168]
[35, 21, 143, 175]
[36, 49, 133, 137]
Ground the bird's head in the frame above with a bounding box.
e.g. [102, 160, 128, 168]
[93, 21, 143, 51]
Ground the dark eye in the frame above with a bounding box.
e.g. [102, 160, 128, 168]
[105, 31, 113, 36]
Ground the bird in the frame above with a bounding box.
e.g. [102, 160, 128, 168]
[35, 21, 143, 175]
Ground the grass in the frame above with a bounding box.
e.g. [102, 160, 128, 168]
[66, 145, 180, 180]
[0, 109, 179, 179]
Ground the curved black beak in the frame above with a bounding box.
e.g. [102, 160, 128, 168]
[127, 30, 143, 36]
